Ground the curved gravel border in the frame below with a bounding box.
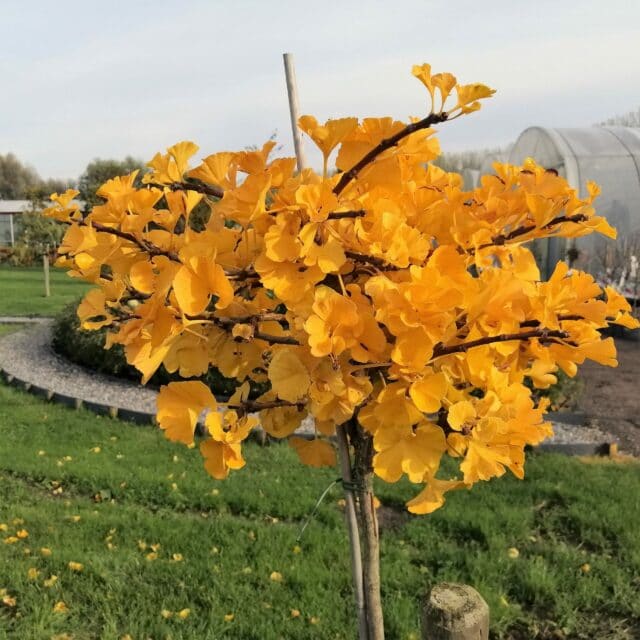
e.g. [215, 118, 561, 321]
[0, 321, 620, 452]
[0, 321, 158, 422]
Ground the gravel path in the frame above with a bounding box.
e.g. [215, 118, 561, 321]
[0, 321, 158, 413]
[0, 321, 625, 448]
[0, 321, 316, 434]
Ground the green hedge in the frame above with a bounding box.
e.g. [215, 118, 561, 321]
[52, 301, 240, 397]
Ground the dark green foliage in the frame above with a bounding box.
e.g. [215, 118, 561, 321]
[529, 370, 584, 412]
[52, 301, 241, 397]
[7, 206, 66, 266]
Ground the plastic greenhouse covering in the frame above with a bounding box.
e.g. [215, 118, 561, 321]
[504, 127, 640, 301]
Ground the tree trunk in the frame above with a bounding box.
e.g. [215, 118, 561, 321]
[356, 469, 384, 639]
[349, 421, 385, 640]
[337, 424, 368, 640]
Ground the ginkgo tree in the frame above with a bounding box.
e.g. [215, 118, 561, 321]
[46, 63, 638, 640]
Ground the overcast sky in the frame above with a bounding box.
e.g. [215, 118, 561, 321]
[2, 0, 639, 180]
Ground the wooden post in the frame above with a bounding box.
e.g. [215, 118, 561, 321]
[282, 53, 308, 172]
[43, 252, 50, 298]
[9, 213, 15, 246]
[421, 583, 489, 640]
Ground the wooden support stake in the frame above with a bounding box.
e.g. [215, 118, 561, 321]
[43, 253, 51, 298]
[282, 53, 308, 172]
[422, 583, 489, 640]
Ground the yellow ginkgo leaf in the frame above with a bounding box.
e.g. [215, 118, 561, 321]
[454, 83, 495, 114]
[200, 438, 245, 480]
[173, 258, 234, 315]
[268, 350, 310, 402]
[157, 381, 217, 444]
[77, 289, 113, 330]
[409, 373, 447, 413]
[298, 116, 358, 161]
[406, 478, 466, 514]
[289, 437, 336, 468]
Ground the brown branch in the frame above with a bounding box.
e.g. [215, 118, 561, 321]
[85, 220, 181, 262]
[219, 312, 287, 324]
[186, 312, 299, 346]
[147, 180, 224, 199]
[520, 314, 583, 328]
[345, 251, 401, 271]
[333, 112, 448, 196]
[476, 213, 589, 251]
[252, 331, 300, 345]
[327, 209, 366, 220]
[226, 399, 305, 412]
[431, 328, 570, 359]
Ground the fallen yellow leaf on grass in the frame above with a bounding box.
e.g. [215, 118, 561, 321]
[507, 547, 519, 559]
[171, 553, 184, 562]
[16, 529, 29, 539]
[177, 608, 190, 619]
[27, 567, 39, 580]
[40, 547, 52, 556]
[269, 571, 283, 582]
[161, 609, 173, 619]
[224, 613, 235, 622]
[1, 595, 17, 607]
[68, 561, 83, 572]
[290, 609, 301, 618]
[44, 575, 58, 588]
[53, 601, 68, 613]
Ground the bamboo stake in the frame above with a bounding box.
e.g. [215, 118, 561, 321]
[282, 53, 308, 171]
[336, 424, 368, 640]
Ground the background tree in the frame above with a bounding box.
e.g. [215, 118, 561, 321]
[432, 146, 503, 173]
[599, 106, 640, 128]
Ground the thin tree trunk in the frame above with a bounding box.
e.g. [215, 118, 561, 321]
[336, 424, 368, 640]
[351, 426, 385, 640]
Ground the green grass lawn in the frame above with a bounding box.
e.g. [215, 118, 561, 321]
[0, 266, 90, 317]
[0, 381, 638, 639]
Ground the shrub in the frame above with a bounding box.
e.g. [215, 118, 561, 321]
[52, 301, 240, 397]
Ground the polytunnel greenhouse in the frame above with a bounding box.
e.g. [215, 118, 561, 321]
[506, 126, 640, 298]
